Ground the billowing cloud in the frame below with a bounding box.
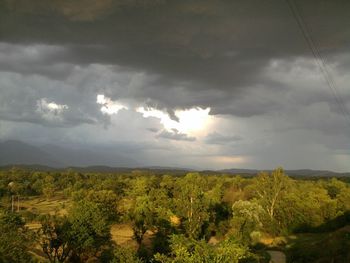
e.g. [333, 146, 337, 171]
[36, 98, 69, 121]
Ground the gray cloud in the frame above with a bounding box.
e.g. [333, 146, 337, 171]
[205, 132, 243, 145]
[156, 129, 196, 142]
[1, 0, 350, 115]
[0, 0, 349, 171]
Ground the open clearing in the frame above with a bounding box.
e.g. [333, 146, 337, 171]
[20, 193, 70, 216]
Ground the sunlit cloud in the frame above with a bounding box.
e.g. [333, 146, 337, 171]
[96, 94, 128, 115]
[96, 94, 213, 136]
[136, 106, 212, 134]
[36, 98, 69, 121]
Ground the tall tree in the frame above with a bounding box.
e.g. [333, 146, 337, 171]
[174, 173, 210, 239]
[254, 168, 290, 221]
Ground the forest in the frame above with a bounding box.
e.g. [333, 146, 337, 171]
[0, 167, 350, 262]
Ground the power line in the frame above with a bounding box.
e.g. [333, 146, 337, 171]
[285, 0, 350, 125]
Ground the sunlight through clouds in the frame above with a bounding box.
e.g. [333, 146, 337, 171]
[213, 155, 246, 164]
[136, 106, 212, 135]
[96, 94, 128, 115]
[96, 94, 213, 136]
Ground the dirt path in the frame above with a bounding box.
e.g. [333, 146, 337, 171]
[267, 250, 286, 263]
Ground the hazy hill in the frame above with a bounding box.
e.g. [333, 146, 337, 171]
[0, 140, 137, 168]
[0, 140, 349, 177]
[219, 168, 350, 177]
[0, 140, 62, 167]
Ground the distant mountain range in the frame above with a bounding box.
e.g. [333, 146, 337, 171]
[0, 140, 349, 177]
[0, 140, 137, 168]
[217, 168, 350, 177]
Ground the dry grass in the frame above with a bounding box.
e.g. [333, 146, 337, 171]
[111, 223, 136, 246]
[111, 223, 155, 249]
[20, 193, 71, 216]
[26, 222, 41, 230]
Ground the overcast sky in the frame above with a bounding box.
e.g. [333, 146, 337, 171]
[0, 0, 349, 171]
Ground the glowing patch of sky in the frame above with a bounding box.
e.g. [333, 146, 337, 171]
[97, 94, 213, 135]
[136, 106, 212, 135]
[96, 94, 128, 115]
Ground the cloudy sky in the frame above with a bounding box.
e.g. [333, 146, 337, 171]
[0, 0, 349, 171]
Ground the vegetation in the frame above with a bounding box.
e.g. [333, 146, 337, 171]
[0, 166, 349, 262]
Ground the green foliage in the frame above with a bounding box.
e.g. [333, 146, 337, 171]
[111, 246, 143, 263]
[287, 228, 350, 263]
[254, 168, 290, 216]
[337, 186, 350, 211]
[68, 200, 112, 259]
[174, 173, 210, 239]
[154, 234, 257, 263]
[129, 194, 155, 247]
[0, 210, 34, 262]
[43, 184, 55, 199]
[320, 178, 347, 199]
[231, 200, 264, 244]
[38, 199, 113, 262]
[38, 215, 73, 262]
[72, 189, 119, 222]
[1, 166, 350, 262]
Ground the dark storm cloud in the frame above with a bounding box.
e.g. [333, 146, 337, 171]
[0, 43, 72, 78]
[1, 0, 350, 118]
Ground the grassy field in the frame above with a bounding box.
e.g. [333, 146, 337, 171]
[20, 193, 70, 216]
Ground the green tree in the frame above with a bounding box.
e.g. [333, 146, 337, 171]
[254, 168, 290, 220]
[253, 167, 291, 234]
[231, 200, 264, 244]
[0, 210, 33, 262]
[111, 246, 143, 263]
[68, 200, 112, 261]
[154, 234, 256, 263]
[174, 173, 210, 239]
[129, 194, 155, 249]
[43, 184, 55, 200]
[38, 215, 73, 262]
[72, 189, 118, 222]
[321, 178, 346, 199]
[338, 187, 350, 211]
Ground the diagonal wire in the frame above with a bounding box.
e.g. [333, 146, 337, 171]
[285, 0, 350, 126]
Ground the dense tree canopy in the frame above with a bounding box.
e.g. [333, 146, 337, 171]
[0, 167, 349, 262]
